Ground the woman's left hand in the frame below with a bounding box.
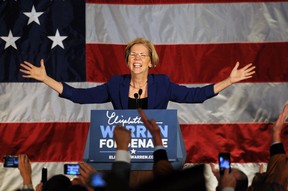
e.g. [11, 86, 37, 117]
[229, 62, 256, 83]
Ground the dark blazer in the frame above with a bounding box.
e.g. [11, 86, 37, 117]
[153, 149, 174, 177]
[107, 161, 131, 191]
[265, 143, 288, 189]
[60, 74, 216, 109]
[249, 143, 288, 191]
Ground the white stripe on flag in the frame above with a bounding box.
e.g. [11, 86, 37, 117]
[86, 2, 288, 44]
[1, 83, 287, 123]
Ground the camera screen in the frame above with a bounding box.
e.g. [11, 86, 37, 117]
[64, 164, 80, 175]
[219, 156, 230, 169]
[3, 156, 19, 168]
[219, 152, 231, 175]
[90, 173, 106, 188]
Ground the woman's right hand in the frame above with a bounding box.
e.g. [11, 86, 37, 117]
[20, 59, 47, 82]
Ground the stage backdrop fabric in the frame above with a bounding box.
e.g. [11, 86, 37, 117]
[0, 0, 288, 190]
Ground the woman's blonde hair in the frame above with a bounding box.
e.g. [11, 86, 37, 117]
[124, 38, 159, 68]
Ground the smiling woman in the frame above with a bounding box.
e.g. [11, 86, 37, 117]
[19, 37, 255, 110]
[126, 41, 152, 103]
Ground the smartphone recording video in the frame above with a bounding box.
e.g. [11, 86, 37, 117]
[3, 155, 19, 168]
[218, 152, 231, 175]
[41, 167, 48, 184]
[64, 164, 80, 175]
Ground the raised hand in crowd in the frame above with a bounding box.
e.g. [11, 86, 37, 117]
[105, 125, 132, 191]
[76, 162, 97, 191]
[114, 125, 131, 151]
[35, 182, 43, 191]
[137, 108, 162, 147]
[17, 154, 34, 191]
[271, 103, 288, 143]
[210, 163, 248, 191]
[249, 104, 288, 191]
[219, 169, 237, 191]
[138, 108, 174, 177]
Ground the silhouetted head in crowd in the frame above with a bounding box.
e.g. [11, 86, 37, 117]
[67, 184, 89, 191]
[249, 175, 286, 191]
[136, 164, 207, 191]
[249, 172, 266, 191]
[42, 174, 72, 191]
[216, 168, 248, 191]
[232, 168, 249, 191]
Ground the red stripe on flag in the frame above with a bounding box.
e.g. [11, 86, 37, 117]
[86, 43, 129, 82]
[181, 123, 288, 163]
[0, 122, 89, 162]
[86, 42, 288, 83]
[2, 122, 287, 163]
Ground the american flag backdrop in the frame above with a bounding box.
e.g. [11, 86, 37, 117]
[1, 0, 288, 190]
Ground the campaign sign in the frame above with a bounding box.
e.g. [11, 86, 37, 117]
[83, 110, 186, 170]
